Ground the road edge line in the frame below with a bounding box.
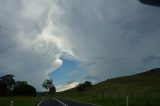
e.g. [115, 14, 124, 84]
[37, 99, 45, 106]
[54, 98, 68, 106]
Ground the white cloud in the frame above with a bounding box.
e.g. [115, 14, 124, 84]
[56, 81, 79, 92]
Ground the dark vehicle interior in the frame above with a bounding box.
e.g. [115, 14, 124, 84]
[139, 0, 160, 6]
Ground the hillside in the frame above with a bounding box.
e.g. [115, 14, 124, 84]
[55, 68, 160, 106]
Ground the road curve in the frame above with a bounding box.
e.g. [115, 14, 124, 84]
[38, 99, 64, 106]
[38, 98, 101, 106]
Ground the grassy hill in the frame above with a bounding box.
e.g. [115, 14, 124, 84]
[55, 68, 160, 106]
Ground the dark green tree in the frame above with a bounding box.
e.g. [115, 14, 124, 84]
[13, 81, 36, 96]
[0, 81, 9, 96]
[0, 75, 15, 90]
[48, 85, 56, 95]
[42, 79, 56, 95]
[77, 83, 85, 92]
[77, 81, 92, 92]
[0, 74, 15, 96]
[83, 81, 92, 87]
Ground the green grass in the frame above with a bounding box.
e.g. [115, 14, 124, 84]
[54, 68, 160, 106]
[0, 96, 42, 106]
[54, 93, 160, 106]
[58, 94, 160, 106]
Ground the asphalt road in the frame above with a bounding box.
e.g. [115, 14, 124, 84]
[38, 98, 101, 106]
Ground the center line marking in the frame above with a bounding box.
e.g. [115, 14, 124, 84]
[37, 99, 45, 106]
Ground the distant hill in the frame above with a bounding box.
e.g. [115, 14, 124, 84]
[56, 68, 160, 97]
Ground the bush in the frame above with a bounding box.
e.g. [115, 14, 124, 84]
[13, 83, 36, 96]
[77, 81, 92, 92]
[0, 81, 9, 96]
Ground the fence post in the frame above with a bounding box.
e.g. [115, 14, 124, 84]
[10, 100, 13, 106]
[126, 96, 128, 106]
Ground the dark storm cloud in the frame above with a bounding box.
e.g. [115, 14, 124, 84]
[55, 0, 160, 81]
[1, 0, 160, 90]
[0, 0, 72, 90]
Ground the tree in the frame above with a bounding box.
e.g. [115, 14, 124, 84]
[0, 75, 37, 96]
[48, 86, 56, 95]
[13, 81, 36, 96]
[0, 74, 15, 96]
[0, 75, 15, 90]
[77, 81, 92, 92]
[15, 81, 27, 85]
[0, 81, 9, 96]
[83, 81, 92, 87]
[42, 79, 56, 95]
[77, 83, 85, 92]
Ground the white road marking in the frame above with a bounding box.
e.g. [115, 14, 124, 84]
[37, 99, 45, 106]
[54, 98, 68, 106]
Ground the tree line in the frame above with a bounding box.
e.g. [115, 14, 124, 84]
[0, 74, 36, 96]
[0, 74, 57, 97]
[0, 74, 92, 97]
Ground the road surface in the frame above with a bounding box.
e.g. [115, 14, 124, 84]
[38, 98, 101, 106]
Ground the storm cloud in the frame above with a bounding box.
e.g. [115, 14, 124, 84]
[0, 0, 160, 90]
[56, 0, 160, 81]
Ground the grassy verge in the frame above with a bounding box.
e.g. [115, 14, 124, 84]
[53, 69, 160, 106]
[0, 96, 42, 106]
[54, 93, 160, 106]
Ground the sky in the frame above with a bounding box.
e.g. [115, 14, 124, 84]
[0, 0, 160, 91]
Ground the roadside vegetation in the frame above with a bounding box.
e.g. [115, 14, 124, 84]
[0, 74, 55, 106]
[0, 75, 43, 106]
[0, 75, 36, 96]
[42, 79, 56, 95]
[54, 68, 160, 106]
[0, 96, 42, 106]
